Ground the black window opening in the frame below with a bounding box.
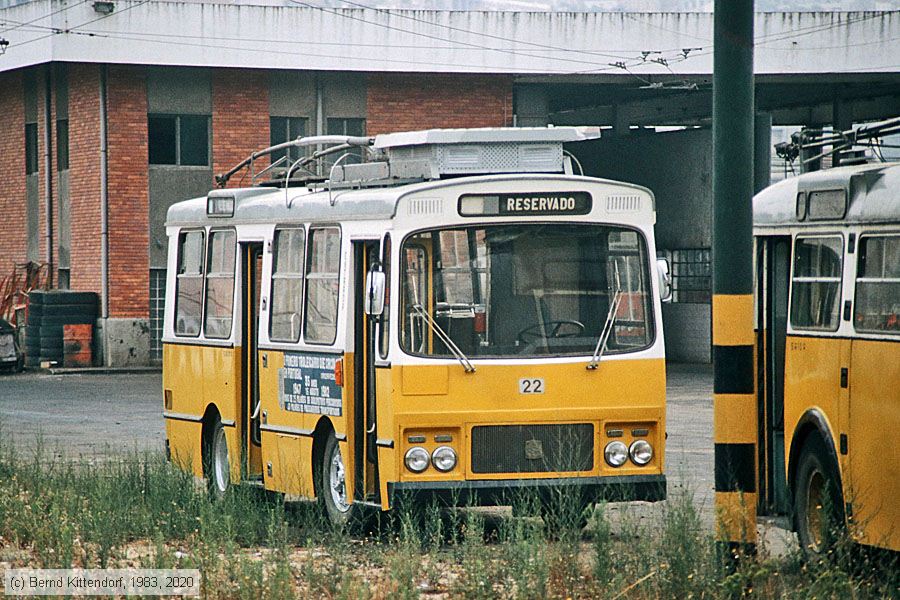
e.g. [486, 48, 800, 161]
[149, 114, 209, 166]
[25, 122, 39, 175]
[326, 117, 366, 164]
[56, 119, 69, 171]
[269, 116, 308, 167]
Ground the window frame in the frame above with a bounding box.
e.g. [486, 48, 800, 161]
[378, 233, 392, 359]
[397, 222, 657, 360]
[269, 116, 309, 165]
[269, 226, 307, 343]
[303, 225, 342, 346]
[174, 228, 206, 338]
[148, 113, 211, 167]
[789, 233, 844, 333]
[25, 122, 39, 176]
[853, 231, 900, 336]
[203, 228, 237, 340]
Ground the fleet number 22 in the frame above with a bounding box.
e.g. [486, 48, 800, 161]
[519, 378, 545, 394]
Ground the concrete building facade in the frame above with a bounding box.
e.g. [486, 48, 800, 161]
[1, 2, 898, 365]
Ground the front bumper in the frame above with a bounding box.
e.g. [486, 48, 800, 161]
[388, 474, 666, 507]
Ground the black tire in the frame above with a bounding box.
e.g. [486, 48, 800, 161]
[793, 434, 846, 558]
[41, 304, 97, 318]
[38, 326, 64, 338]
[318, 434, 359, 529]
[204, 417, 231, 497]
[42, 292, 98, 306]
[40, 315, 96, 326]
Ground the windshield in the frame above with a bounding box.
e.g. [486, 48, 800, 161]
[400, 224, 654, 358]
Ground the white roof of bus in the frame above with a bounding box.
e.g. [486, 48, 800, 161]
[165, 173, 654, 227]
[373, 126, 601, 149]
[753, 161, 900, 227]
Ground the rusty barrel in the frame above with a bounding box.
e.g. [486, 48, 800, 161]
[63, 324, 93, 368]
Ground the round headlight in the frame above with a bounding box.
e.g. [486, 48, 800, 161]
[604, 441, 628, 467]
[404, 447, 430, 473]
[431, 446, 457, 472]
[629, 440, 653, 465]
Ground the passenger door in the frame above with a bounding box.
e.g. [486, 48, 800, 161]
[242, 242, 264, 480]
[352, 240, 381, 503]
[759, 236, 791, 515]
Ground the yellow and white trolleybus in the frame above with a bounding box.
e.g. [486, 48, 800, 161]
[162, 128, 671, 526]
[752, 161, 900, 553]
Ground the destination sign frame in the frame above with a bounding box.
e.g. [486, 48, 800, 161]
[458, 192, 592, 217]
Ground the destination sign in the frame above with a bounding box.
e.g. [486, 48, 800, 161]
[459, 192, 592, 217]
[278, 352, 342, 416]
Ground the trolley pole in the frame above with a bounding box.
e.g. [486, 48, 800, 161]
[712, 0, 758, 557]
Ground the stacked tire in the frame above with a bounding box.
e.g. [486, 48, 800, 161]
[24, 291, 98, 367]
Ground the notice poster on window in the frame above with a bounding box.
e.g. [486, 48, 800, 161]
[278, 352, 342, 416]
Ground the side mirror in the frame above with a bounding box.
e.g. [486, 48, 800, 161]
[364, 269, 386, 316]
[656, 258, 673, 303]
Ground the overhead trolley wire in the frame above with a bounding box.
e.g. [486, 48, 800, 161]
[0, 0, 89, 35]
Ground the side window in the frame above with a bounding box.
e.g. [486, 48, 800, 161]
[379, 235, 392, 359]
[270, 227, 306, 342]
[855, 234, 900, 334]
[175, 230, 205, 337]
[790, 236, 843, 331]
[204, 230, 236, 339]
[305, 227, 341, 344]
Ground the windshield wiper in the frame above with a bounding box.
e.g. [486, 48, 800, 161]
[588, 264, 624, 370]
[412, 304, 476, 373]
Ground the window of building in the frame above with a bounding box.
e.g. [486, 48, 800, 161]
[379, 234, 391, 359]
[270, 116, 308, 166]
[25, 123, 38, 175]
[270, 227, 306, 342]
[204, 230, 236, 339]
[669, 248, 711, 303]
[175, 230, 205, 337]
[56, 119, 69, 171]
[304, 227, 341, 344]
[791, 236, 843, 331]
[855, 234, 900, 334]
[148, 114, 209, 166]
[326, 117, 366, 164]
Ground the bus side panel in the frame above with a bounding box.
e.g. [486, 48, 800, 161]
[257, 349, 318, 499]
[163, 343, 207, 478]
[783, 335, 844, 487]
[848, 339, 900, 551]
[200, 346, 242, 482]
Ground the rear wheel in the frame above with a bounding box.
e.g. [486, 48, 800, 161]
[207, 418, 231, 497]
[793, 435, 845, 557]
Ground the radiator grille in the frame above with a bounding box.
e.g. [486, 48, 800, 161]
[471, 424, 594, 474]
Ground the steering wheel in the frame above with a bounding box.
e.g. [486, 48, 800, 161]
[517, 320, 585, 345]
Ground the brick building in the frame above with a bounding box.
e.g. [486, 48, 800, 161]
[1, 2, 897, 365]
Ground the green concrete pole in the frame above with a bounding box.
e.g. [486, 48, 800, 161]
[712, 0, 758, 556]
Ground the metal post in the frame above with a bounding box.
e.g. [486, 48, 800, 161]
[712, 0, 758, 557]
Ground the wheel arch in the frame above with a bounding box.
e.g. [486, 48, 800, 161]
[311, 416, 336, 499]
[787, 408, 842, 499]
[200, 403, 222, 477]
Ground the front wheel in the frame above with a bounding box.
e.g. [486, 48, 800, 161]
[793, 435, 845, 557]
[319, 435, 359, 528]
